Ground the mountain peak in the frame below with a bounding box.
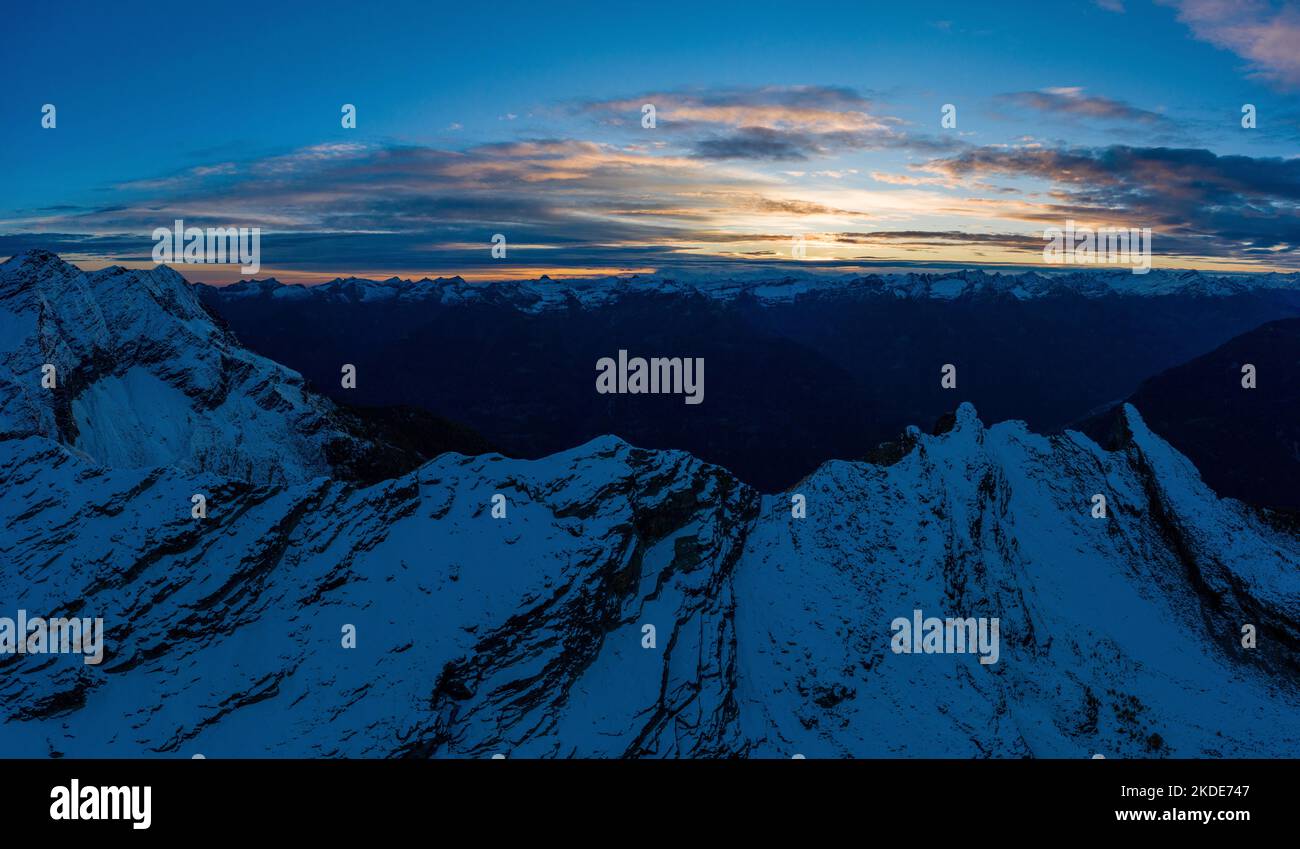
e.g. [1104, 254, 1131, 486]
[0, 248, 81, 293]
[9, 247, 64, 265]
[954, 401, 981, 429]
[1, 248, 77, 278]
[0, 252, 423, 485]
[150, 263, 190, 284]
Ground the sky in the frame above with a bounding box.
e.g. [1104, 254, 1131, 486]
[2, 0, 1299, 282]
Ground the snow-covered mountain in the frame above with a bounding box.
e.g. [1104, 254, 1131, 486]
[1, 251, 1297, 758]
[202, 266, 1300, 313]
[2, 401, 1297, 757]
[0, 250, 465, 485]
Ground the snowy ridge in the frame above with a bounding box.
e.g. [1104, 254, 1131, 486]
[202, 266, 1300, 314]
[1, 403, 1296, 757]
[0, 250, 396, 485]
[735, 403, 1299, 756]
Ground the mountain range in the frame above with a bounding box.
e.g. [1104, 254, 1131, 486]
[200, 266, 1300, 497]
[1, 250, 1297, 758]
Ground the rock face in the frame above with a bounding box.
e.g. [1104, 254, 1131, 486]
[0, 250, 488, 486]
[1, 252, 1297, 758]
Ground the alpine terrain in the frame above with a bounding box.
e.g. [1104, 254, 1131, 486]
[1, 251, 1297, 758]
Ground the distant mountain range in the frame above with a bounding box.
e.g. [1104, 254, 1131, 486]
[205, 266, 1300, 310]
[1, 250, 1297, 758]
[200, 266, 1300, 495]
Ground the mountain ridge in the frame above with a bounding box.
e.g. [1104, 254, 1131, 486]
[3, 399, 1297, 757]
[198, 265, 1300, 313]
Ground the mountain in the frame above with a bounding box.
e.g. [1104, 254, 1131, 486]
[0, 250, 492, 485]
[205, 267, 1300, 312]
[2, 404, 1296, 757]
[1082, 317, 1300, 513]
[199, 268, 1300, 493]
[2, 253, 1298, 758]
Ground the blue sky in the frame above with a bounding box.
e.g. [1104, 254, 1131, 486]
[2, 0, 1299, 281]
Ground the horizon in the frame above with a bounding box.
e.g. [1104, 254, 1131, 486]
[9, 246, 1300, 288]
[3, 0, 1299, 281]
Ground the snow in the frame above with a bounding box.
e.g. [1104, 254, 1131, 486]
[2, 249, 1297, 759]
[0, 251, 384, 485]
[2, 394, 1296, 757]
[71, 367, 193, 469]
[197, 265, 1300, 315]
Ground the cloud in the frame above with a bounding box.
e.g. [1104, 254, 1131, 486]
[585, 85, 889, 131]
[691, 127, 824, 160]
[113, 161, 240, 192]
[833, 230, 1048, 249]
[734, 195, 867, 216]
[919, 143, 1300, 253]
[996, 87, 1170, 125]
[577, 85, 912, 161]
[12, 135, 1299, 270]
[1, 137, 866, 270]
[870, 171, 955, 187]
[1164, 0, 1300, 89]
[6, 80, 1298, 274]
